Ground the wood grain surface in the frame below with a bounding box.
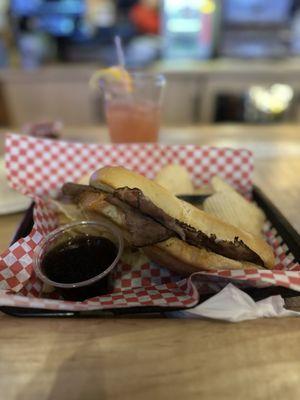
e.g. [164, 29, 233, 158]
[0, 125, 300, 400]
[1, 317, 300, 400]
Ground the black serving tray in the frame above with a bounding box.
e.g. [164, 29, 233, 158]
[1, 185, 300, 317]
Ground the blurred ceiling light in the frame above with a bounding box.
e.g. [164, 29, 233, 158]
[200, 0, 216, 14]
[248, 84, 294, 114]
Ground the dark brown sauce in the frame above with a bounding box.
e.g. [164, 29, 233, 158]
[42, 236, 117, 285]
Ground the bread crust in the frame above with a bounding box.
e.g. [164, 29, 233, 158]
[77, 189, 274, 271]
[143, 242, 258, 276]
[92, 167, 275, 268]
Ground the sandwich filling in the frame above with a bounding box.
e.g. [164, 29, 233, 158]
[62, 183, 264, 267]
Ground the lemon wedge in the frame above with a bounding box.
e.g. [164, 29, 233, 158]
[89, 66, 132, 92]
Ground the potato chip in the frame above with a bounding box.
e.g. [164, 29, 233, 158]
[211, 176, 236, 193]
[203, 190, 265, 236]
[154, 164, 194, 195]
[210, 176, 265, 225]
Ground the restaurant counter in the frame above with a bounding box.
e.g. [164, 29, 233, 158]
[2, 59, 300, 126]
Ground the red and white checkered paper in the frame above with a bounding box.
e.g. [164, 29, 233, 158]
[0, 133, 299, 312]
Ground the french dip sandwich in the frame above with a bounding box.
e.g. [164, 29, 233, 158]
[62, 166, 275, 275]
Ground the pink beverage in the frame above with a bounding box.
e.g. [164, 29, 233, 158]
[105, 100, 161, 143]
[102, 72, 166, 143]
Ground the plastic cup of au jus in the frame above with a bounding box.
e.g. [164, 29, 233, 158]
[33, 220, 124, 301]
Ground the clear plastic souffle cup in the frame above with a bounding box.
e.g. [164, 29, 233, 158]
[33, 220, 124, 301]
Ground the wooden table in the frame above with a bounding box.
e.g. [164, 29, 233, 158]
[0, 125, 300, 400]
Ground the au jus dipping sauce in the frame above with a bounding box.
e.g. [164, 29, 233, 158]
[41, 236, 118, 301]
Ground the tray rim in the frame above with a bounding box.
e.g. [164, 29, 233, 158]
[1, 185, 300, 317]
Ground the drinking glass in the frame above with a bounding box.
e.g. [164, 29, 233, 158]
[102, 72, 166, 143]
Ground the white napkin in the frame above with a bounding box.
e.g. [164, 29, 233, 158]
[170, 283, 300, 322]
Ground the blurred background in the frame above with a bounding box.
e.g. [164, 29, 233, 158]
[1, 0, 300, 127]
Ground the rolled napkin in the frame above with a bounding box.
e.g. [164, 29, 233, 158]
[169, 283, 300, 322]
